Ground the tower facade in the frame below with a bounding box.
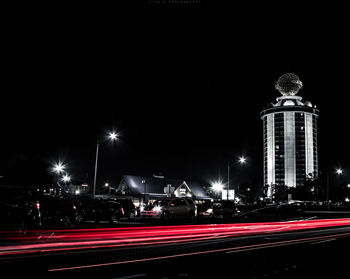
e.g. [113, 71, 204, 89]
[261, 73, 319, 198]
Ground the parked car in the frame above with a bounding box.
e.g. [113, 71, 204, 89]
[0, 187, 41, 230]
[198, 201, 238, 219]
[115, 199, 137, 219]
[141, 198, 197, 220]
[81, 199, 124, 223]
[40, 196, 82, 227]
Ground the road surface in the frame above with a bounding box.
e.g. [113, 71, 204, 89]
[1, 218, 350, 278]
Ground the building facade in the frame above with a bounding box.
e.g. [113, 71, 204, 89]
[116, 174, 211, 207]
[261, 73, 319, 198]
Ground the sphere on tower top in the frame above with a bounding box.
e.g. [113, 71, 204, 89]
[275, 73, 303, 96]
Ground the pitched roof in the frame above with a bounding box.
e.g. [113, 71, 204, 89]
[121, 175, 210, 199]
[183, 181, 209, 199]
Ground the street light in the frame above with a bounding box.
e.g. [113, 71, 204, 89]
[61, 174, 71, 193]
[109, 132, 118, 141]
[105, 182, 110, 194]
[238, 156, 247, 164]
[227, 155, 247, 201]
[52, 162, 65, 174]
[336, 168, 343, 175]
[212, 181, 224, 192]
[93, 131, 119, 198]
[326, 167, 344, 206]
[62, 174, 71, 183]
[141, 180, 146, 206]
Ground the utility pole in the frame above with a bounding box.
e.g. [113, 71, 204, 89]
[142, 180, 146, 205]
[227, 164, 230, 201]
[326, 173, 330, 207]
[93, 142, 99, 198]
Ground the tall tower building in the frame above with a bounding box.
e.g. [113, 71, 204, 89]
[261, 73, 319, 198]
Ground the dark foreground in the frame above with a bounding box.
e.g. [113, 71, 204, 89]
[1, 218, 350, 278]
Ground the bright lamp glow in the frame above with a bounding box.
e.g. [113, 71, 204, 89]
[62, 175, 71, 183]
[238, 156, 247, 164]
[336, 168, 343, 175]
[53, 163, 65, 174]
[109, 132, 118, 141]
[212, 181, 224, 192]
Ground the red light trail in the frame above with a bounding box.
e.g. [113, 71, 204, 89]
[48, 231, 350, 272]
[1, 218, 350, 257]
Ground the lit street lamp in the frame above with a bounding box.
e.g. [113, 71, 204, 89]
[238, 156, 247, 164]
[105, 182, 110, 194]
[93, 131, 119, 198]
[62, 174, 71, 183]
[336, 168, 343, 175]
[52, 162, 65, 174]
[109, 132, 118, 141]
[227, 156, 247, 201]
[326, 167, 344, 206]
[141, 180, 147, 206]
[61, 174, 71, 193]
[212, 181, 224, 192]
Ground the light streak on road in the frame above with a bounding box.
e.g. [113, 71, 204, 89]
[48, 231, 350, 272]
[1, 218, 350, 256]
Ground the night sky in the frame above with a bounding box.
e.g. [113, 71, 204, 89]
[1, 2, 349, 189]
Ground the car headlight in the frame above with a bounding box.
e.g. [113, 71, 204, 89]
[206, 208, 213, 213]
[153, 206, 162, 213]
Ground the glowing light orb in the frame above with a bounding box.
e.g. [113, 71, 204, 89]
[53, 163, 65, 174]
[212, 181, 224, 192]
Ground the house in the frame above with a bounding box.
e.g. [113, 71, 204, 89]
[116, 175, 210, 206]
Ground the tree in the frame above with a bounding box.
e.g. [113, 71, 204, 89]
[273, 184, 289, 203]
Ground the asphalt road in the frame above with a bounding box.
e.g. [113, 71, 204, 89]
[1, 219, 350, 278]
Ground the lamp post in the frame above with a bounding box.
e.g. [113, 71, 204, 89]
[52, 162, 67, 196]
[93, 132, 118, 199]
[227, 156, 247, 201]
[105, 182, 110, 194]
[61, 174, 71, 193]
[326, 168, 344, 206]
[141, 180, 146, 205]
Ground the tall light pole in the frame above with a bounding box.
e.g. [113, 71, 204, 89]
[52, 162, 67, 196]
[105, 182, 110, 194]
[93, 142, 99, 198]
[93, 132, 118, 199]
[227, 156, 247, 201]
[326, 167, 344, 206]
[141, 180, 146, 206]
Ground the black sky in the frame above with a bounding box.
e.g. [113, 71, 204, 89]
[1, 2, 349, 188]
